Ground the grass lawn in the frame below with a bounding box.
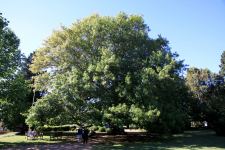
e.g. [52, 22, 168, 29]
[0, 133, 62, 149]
[92, 130, 225, 150]
[0, 130, 225, 149]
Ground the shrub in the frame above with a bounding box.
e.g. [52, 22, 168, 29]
[106, 128, 112, 134]
[98, 127, 106, 132]
[89, 125, 99, 131]
[129, 124, 138, 129]
[204, 84, 225, 136]
[41, 125, 76, 132]
[111, 126, 125, 134]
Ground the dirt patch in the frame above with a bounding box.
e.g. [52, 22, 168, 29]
[0, 131, 9, 135]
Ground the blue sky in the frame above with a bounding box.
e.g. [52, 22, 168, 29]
[1, 0, 225, 73]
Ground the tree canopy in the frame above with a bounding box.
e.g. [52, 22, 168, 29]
[0, 13, 21, 78]
[27, 13, 189, 133]
[219, 51, 225, 76]
[186, 65, 225, 136]
[0, 12, 224, 136]
[0, 13, 32, 130]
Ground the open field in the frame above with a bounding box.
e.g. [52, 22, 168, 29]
[0, 129, 225, 150]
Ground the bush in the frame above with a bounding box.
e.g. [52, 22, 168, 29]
[70, 126, 77, 131]
[98, 127, 106, 132]
[105, 126, 125, 135]
[214, 126, 225, 136]
[129, 124, 138, 129]
[111, 126, 125, 134]
[106, 128, 112, 134]
[89, 125, 99, 131]
[208, 112, 225, 136]
[204, 84, 225, 136]
[41, 125, 76, 132]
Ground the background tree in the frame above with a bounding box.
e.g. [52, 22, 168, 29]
[0, 13, 21, 78]
[27, 13, 189, 134]
[203, 80, 225, 136]
[20, 52, 43, 105]
[203, 52, 225, 136]
[186, 64, 225, 136]
[219, 51, 225, 76]
[185, 68, 212, 122]
[0, 74, 30, 130]
[0, 13, 31, 131]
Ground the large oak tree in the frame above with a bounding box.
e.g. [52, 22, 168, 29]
[27, 13, 189, 133]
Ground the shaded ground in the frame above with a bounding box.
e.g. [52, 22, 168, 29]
[1, 130, 225, 150]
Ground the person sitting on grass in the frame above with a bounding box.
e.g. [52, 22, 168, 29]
[26, 128, 37, 140]
[27, 129, 33, 139]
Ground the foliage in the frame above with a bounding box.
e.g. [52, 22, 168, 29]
[89, 125, 99, 131]
[0, 13, 21, 78]
[103, 103, 131, 128]
[185, 68, 213, 122]
[27, 13, 189, 134]
[203, 83, 225, 136]
[219, 51, 225, 76]
[186, 65, 225, 136]
[0, 13, 32, 130]
[186, 68, 212, 98]
[38, 125, 76, 132]
[0, 74, 30, 130]
[98, 126, 106, 132]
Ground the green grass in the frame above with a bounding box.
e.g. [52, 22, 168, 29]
[0, 133, 61, 149]
[92, 130, 225, 150]
[0, 130, 225, 149]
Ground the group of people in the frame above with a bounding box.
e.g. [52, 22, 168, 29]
[27, 127, 90, 143]
[26, 129, 37, 139]
[76, 127, 89, 144]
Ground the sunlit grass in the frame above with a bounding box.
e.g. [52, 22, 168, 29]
[0, 133, 61, 149]
[0, 135, 57, 143]
[1, 130, 225, 150]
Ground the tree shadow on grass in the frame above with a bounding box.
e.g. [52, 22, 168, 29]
[0, 142, 92, 150]
[1, 130, 225, 150]
[92, 130, 225, 150]
[0, 140, 80, 150]
[166, 130, 225, 149]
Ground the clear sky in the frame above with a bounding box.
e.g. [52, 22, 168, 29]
[1, 0, 225, 73]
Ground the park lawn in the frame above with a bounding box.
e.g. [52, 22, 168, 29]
[92, 130, 225, 150]
[0, 130, 225, 149]
[0, 133, 61, 149]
